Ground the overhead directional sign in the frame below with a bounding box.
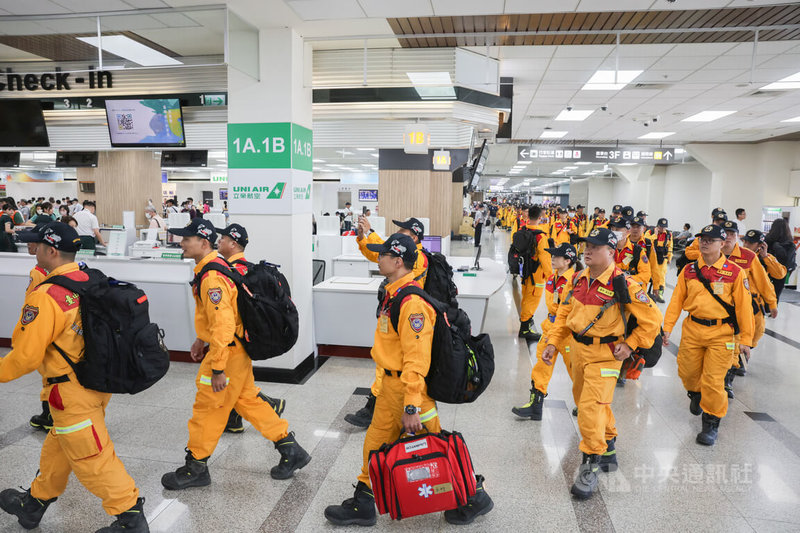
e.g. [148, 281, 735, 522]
[517, 145, 680, 164]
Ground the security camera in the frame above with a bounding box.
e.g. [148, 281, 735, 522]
[600, 105, 608, 112]
[652, 116, 660, 123]
[643, 121, 651, 127]
[566, 105, 573, 112]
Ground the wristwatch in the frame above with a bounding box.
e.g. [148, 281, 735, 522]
[404, 405, 420, 415]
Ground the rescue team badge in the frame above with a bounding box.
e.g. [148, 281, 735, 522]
[635, 290, 649, 303]
[409, 313, 425, 332]
[21, 305, 39, 325]
[208, 288, 223, 304]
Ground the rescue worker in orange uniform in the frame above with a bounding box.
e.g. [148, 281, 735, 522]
[213, 223, 286, 434]
[512, 243, 579, 421]
[516, 205, 554, 341]
[683, 208, 728, 262]
[550, 207, 576, 246]
[347, 217, 430, 429]
[162, 219, 310, 490]
[649, 218, 673, 303]
[611, 214, 651, 288]
[324, 234, 494, 527]
[586, 208, 609, 234]
[628, 216, 657, 300]
[743, 229, 788, 286]
[543, 227, 662, 500]
[663, 224, 754, 446]
[0, 222, 148, 533]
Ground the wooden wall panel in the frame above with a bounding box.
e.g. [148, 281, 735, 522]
[77, 151, 162, 227]
[378, 169, 455, 238]
[428, 171, 452, 237]
[451, 183, 464, 234]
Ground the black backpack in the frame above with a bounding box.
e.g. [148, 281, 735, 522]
[193, 259, 299, 360]
[389, 286, 494, 404]
[508, 228, 544, 282]
[45, 266, 170, 394]
[421, 250, 459, 306]
[611, 274, 662, 368]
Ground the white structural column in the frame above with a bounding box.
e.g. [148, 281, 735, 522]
[227, 27, 315, 376]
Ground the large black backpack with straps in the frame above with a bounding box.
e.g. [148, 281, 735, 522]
[388, 286, 494, 404]
[193, 259, 299, 360]
[508, 227, 544, 281]
[421, 250, 459, 306]
[45, 266, 170, 394]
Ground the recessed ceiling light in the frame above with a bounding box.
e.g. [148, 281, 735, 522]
[356, 148, 375, 151]
[313, 159, 326, 163]
[682, 111, 736, 122]
[77, 35, 182, 67]
[562, 166, 579, 170]
[540, 131, 568, 139]
[639, 132, 676, 139]
[516, 161, 532, 165]
[575, 161, 592, 166]
[781, 115, 800, 123]
[761, 71, 800, 91]
[555, 109, 595, 121]
[582, 70, 643, 91]
[370, 153, 379, 158]
[618, 163, 637, 166]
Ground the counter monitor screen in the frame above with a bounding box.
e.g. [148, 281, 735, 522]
[0, 101, 49, 147]
[422, 236, 442, 253]
[358, 189, 378, 201]
[105, 98, 186, 147]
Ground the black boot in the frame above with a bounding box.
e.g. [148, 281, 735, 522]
[258, 392, 286, 416]
[344, 394, 376, 428]
[598, 438, 618, 472]
[518, 319, 541, 341]
[271, 432, 311, 480]
[29, 401, 53, 432]
[724, 369, 735, 400]
[571, 454, 601, 500]
[687, 391, 703, 416]
[161, 450, 211, 490]
[696, 413, 721, 446]
[0, 488, 56, 530]
[95, 497, 148, 533]
[657, 287, 666, 304]
[224, 409, 244, 433]
[324, 481, 377, 526]
[444, 474, 494, 525]
[511, 383, 545, 421]
[572, 407, 578, 417]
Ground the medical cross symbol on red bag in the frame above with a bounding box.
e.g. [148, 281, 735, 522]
[418, 484, 433, 498]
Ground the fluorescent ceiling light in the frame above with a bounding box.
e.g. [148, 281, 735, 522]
[582, 70, 643, 91]
[682, 111, 736, 122]
[639, 132, 675, 139]
[356, 148, 375, 151]
[313, 159, 326, 163]
[582, 172, 594, 175]
[762, 71, 800, 91]
[540, 131, 568, 139]
[370, 153, 379, 158]
[555, 109, 594, 121]
[618, 162, 637, 166]
[781, 115, 800, 123]
[562, 166, 578, 170]
[406, 71, 456, 100]
[516, 161, 532, 165]
[77, 35, 182, 67]
[576, 161, 592, 166]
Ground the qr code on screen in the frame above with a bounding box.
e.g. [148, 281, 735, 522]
[116, 113, 134, 131]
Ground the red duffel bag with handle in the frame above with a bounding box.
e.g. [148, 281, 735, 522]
[368, 429, 476, 520]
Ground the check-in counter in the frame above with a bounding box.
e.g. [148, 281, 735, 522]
[0, 252, 196, 352]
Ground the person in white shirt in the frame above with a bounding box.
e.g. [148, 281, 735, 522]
[735, 208, 749, 237]
[73, 200, 107, 246]
[342, 202, 353, 232]
[69, 198, 82, 215]
[145, 206, 165, 229]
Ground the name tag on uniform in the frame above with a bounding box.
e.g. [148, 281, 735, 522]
[718, 270, 733, 277]
[622, 255, 632, 266]
[597, 286, 614, 297]
[379, 316, 389, 333]
[712, 281, 725, 295]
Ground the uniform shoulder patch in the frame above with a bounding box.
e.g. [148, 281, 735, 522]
[409, 313, 425, 333]
[46, 285, 80, 311]
[635, 290, 649, 303]
[743, 278, 750, 291]
[21, 305, 39, 325]
[207, 287, 223, 304]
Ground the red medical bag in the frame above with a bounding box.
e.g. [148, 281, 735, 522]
[368, 430, 476, 520]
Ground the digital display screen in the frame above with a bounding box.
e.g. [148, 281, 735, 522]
[359, 189, 378, 201]
[105, 98, 185, 147]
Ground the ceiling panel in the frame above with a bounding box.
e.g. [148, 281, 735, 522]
[287, 0, 366, 21]
[0, 0, 70, 15]
[357, 0, 434, 18]
[504, 0, 580, 14]
[430, 0, 505, 17]
[52, 0, 131, 11]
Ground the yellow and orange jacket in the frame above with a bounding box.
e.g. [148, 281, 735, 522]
[542, 267, 575, 328]
[548, 263, 662, 351]
[586, 216, 609, 234]
[761, 253, 787, 281]
[0, 262, 86, 383]
[726, 244, 777, 312]
[615, 238, 652, 287]
[516, 223, 553, 284]
[651, 229, 674, 265]
[372, 272, 437, 407]
[192, 252, 245, 373]
[358, 231, 429, 285]
[663, 254, 755, 346]
[549, 218, 576, 246]
[26, 265, 48, 296]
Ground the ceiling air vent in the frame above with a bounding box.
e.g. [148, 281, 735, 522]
[628, 83, 673, 90]
[747, 90, 785, 98]
[723, 128, 769, 135]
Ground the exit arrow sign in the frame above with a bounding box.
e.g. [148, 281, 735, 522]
[202, 94, 226, 106]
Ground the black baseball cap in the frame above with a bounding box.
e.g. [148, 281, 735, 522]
[16, 222, 51, 243]
[23, 221, 82, 253]
[711, 207, 726, 218]
[366, 233, 418, 264]
[598, 208, 606, 214]
[612, 204, 622, 213]
[609, 217, 632, 229]
[545, 243, 577, 262]
[576, 204, 585, 209]
[696, 224, 727, 240]
[557, 207, 568, 214]
[580, 227, 618, 249]
[392, 218, 424, 240]
[167, 218, 217, 243]
[721, 220, 739, 233]
[636, 210, 648, 218]
[743, 229, 765, 243]
[216, 223, 248, 248]
[621, 206, 635, 219]
[631, 216, 646, 226]
[657, 218, 668, 227]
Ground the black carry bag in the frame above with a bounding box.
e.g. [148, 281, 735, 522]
[389, 286, 494, 404]
[421, 250, 459, 306]
[508, 227, 543, 281]
[46, 266, 170, 394]
[612, 275, 663, 369]
[195, 260, 299, 360]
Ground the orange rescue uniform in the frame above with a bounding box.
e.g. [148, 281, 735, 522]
[531, 267, 574, 394]
[726, 244, 775, 350]
[651, 230, 673, 293]
[518, 224, 554, 322]
[548, 264, 662, 455]
[664, 256, 754, 419]
[615, 238, 651, 288]
[0, 263, 139, 515]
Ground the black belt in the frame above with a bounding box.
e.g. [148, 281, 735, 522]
[572, 333, 620, 345]
[46, 375, 70, 385]
[384, 369, 402, 377]
[689, 315, 734, 327]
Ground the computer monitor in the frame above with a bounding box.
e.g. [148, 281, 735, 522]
[472, 244, 482, 271]
[421, 236, 442, 253]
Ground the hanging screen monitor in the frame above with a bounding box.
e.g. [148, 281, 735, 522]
[105, 98, 186, 147]
[0, 101, 49, 147]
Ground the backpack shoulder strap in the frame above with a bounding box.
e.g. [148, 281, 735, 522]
[388, 285, 437, 332]
[691, 261, 740, 334]
[192, 260, 238, 300]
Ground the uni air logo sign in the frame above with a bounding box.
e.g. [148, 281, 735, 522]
[231, 183, 286, 201]
[293, 184, 311, 200]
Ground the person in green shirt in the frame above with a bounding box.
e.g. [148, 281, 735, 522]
[27, 202, 56, 226]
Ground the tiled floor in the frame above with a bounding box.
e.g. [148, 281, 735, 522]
[2, 228, 800, 532]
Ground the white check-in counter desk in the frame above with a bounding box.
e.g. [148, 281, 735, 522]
[313, 257, 506, 348]
[0, 252, 196, 352]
